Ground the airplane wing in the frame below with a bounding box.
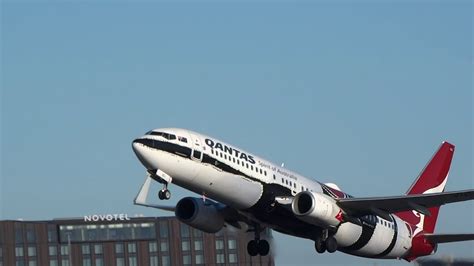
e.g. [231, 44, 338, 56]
[337, 189, 474, 220]
[424, 233, 474, 244]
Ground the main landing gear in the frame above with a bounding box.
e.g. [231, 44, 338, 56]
[247, 224, 270, 256]
[314, 229, 338, 254]
[148, 169, 172, 200]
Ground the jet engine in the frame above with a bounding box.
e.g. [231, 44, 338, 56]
[291, 191, 343, 228]
[175, 197, 225, 233]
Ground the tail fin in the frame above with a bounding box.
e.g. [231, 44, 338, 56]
[397, 142, 455, 234]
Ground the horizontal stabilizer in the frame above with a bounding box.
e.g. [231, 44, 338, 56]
[425, 233, 474, 244]
[337, 190, 474, 217]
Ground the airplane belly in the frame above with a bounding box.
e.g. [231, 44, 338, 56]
[188, 163, 263, 209]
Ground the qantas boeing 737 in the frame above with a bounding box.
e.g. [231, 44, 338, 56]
[131, 128, 474, 261]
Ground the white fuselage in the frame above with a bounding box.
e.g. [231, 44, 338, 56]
[132, 128, 413, 259]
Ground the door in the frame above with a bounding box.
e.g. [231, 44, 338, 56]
[190, 135, 203, 161]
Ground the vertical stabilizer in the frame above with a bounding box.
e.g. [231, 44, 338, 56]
[397, 142, 455, 234]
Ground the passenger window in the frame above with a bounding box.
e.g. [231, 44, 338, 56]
[246, 163, 249, 168]
[259, 169, 263, 174]
[232, 158, 235, 163]
[294, 183, 296, 188]
[273, 174, 276, 180]
[251, 165, 253, 170]
[224, 155, 227, 160]
[264, 171, 267, 176]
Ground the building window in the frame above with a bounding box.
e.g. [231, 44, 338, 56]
[94, 244, 102, 255]
[28, 260, 37, 266]
[159, 221, 169, 238]
[16, 259, 25, 266]
[193, 228, 203, 237]
[82, 258, 91, 266]
[183, 254, 191, 265]
[162, 256, 170, 266]
[127, 242, 136, 253]
[61, 259, 69, 266]
[48, 245, 57, 256]
[47, 225, 57, 243]
[60, 245, 68, 256]
[181, 240, 190, 251]
[115, 243, 123, 254]
[149, 242, 157, 253]
[27, 246, 36, 256]
[116, 257, 125, 266]
[228, 239, 236, 249]
[229, 253, 238, 263]
[49, 259, 57, 266]
[194, 240, 203, 251]
[129, 255, 137, 266]
[216, 253, 225, 264]
[95, 257, 103, 266]
[26, 226, 36, 243]
[15, 246, 24, 257]
[195, 254, 204, 265]
[149, 255, 158, 266]
[215, 239, 224, 250]
[14, 224, 23, 243]
[180, 224, 190, 237]
[81, 244, 90, 255]
[160, 241, 169, 252]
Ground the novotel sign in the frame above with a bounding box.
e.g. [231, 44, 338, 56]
[84, 213, 131, 222]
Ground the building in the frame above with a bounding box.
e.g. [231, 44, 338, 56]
[0, 216, 274, 266]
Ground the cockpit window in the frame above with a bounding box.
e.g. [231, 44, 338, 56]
[178, 136, 188, 143]
[147, 131, 176, 140]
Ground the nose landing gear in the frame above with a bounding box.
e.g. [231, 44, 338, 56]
[148, 169, 173, 201]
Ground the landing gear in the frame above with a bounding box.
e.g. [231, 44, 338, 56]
[314, 230, 338, 254]
[158, 189, 171, 200]
[247, 239, 270, 256]
[315, 237, 326, 253]
[247, 224, 270, 256]
[149, 169, 173, 201]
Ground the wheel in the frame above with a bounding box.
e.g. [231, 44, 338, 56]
[325, 237, 337, 253]
[315, 238, 326, 253]
[158, 190, 164, 200]
[247, 240, 259, 256]
[164, 189, 171, 200]
[258, 240, 270, 256]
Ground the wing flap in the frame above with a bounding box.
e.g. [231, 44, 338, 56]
[337, 190, 474, 217]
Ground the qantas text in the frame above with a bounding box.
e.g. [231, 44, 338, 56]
[205, 139, 256, 164]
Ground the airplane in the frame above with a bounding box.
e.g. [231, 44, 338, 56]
[131, 128, 474, 261]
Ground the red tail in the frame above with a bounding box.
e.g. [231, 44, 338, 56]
[397, 142, 455, 234]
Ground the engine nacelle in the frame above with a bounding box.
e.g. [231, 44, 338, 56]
[175, 197, 225, 233]
[291, 191, 342, 228]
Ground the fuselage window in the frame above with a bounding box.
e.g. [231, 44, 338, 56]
[264, 171, 267, 176]
[232, 158, 235, 163]
[178, 136, 187, 143]
[273, 174, 276, 180]
[246, 163, 249, 168]
[285, 180, 288, 185]
[237, 159, 240, 165]
[251, 165, 253, 170]
[301, 186, 304, 191]
[281, 178, 284, 183]
[293, 183, 296, 188]
[259, 169, 262, 174]
[224, 154, 227, 160]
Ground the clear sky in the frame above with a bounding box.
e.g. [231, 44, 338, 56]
[1, 1, 472, 265]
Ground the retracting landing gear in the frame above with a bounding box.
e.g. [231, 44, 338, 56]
[247, 224, 270, 256]
[314, 229, 338, 254]
[148, 169, 172, 200]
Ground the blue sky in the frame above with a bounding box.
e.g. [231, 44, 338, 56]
[1, 1, 472, 265]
